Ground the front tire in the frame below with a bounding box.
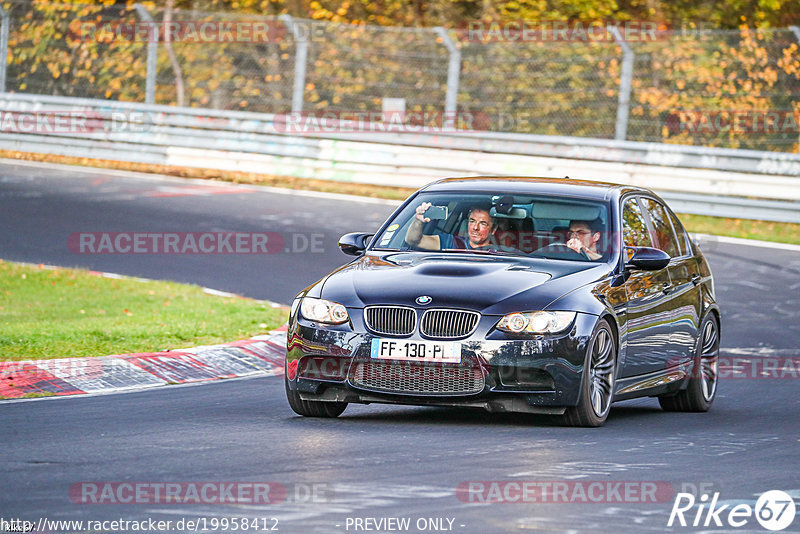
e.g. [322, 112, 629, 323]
[285, 375, 348, 418]
[563, 319, 617, 427]
[659, 313, 719, 412]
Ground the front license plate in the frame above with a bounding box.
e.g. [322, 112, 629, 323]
[370, 338, 461, 363]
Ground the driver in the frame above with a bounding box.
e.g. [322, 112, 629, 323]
[405, 202, 499, 251]
[565, 219, 603, 260]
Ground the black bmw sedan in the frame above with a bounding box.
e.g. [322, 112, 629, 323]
[285, 177, 720, 426]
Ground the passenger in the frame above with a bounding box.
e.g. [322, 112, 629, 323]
[565, 219, 603, 260]
[405, 202, 498, 251]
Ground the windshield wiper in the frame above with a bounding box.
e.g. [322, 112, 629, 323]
[441, 248, 518, 256]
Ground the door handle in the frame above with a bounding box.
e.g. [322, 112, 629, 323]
[662, 282, 673, 294]
[691, 274, 701, 286]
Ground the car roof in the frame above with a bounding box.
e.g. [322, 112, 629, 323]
[421, 176, 652, 201]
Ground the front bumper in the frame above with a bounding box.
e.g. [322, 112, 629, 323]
[285, 311, 598, 414]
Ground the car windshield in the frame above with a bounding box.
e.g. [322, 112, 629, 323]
[371, 192, 614, 262]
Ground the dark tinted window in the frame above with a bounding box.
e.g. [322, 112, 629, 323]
[622, 197, 652, 248]
[641, 198, 679, 258]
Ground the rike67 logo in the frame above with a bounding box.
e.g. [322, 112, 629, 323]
[668, 490, 796, 531]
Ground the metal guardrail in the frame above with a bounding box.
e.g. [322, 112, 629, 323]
[1, 93, 799, 223]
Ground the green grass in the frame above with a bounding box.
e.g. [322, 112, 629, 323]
[0, 261, 288, 361]
[677, 213, 800, 246]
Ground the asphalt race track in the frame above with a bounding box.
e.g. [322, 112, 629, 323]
[2, 160, 799, 533]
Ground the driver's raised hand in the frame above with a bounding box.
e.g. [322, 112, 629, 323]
[415, 202, 432, 223]
[566, 237, 584, 254]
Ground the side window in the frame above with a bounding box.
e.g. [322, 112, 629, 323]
[641, 198, 679, 258]
[667, 210, 690, 257]
[622, 197, 652, 248]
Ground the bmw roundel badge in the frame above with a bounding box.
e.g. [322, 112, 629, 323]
[416, 295, 432, 305]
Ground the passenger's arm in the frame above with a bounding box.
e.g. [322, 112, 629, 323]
[404, 202, 441, 250]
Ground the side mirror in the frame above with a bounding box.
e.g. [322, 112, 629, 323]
[338, 232, 373, 256]
[625, 246, 670, 271]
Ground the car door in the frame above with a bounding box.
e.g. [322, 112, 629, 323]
[619, 196, 675, 378]
[641, 197, 701, 367]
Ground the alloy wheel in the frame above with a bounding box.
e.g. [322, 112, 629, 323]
[699, 319, 719, 402]
[590, 329, 615, 417]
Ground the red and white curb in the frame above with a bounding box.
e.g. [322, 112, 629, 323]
[0, 327, 287, 400]
[1, 263, 290, 400]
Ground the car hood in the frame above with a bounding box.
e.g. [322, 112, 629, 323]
[318, 252, 612, 315]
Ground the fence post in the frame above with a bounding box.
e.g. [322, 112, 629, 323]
[133, 3, 157, 105]
[609, 26, 634, 141]
[791, 27, 800, 152]
[791, 26, 800, 45]
[0, 6, 9, 93]
[433, 27, 461, 129]
[280, 14, 307, 113]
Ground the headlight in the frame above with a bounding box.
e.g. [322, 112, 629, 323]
[496, 311, 576, 334]
[299, 297, 349, 324]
